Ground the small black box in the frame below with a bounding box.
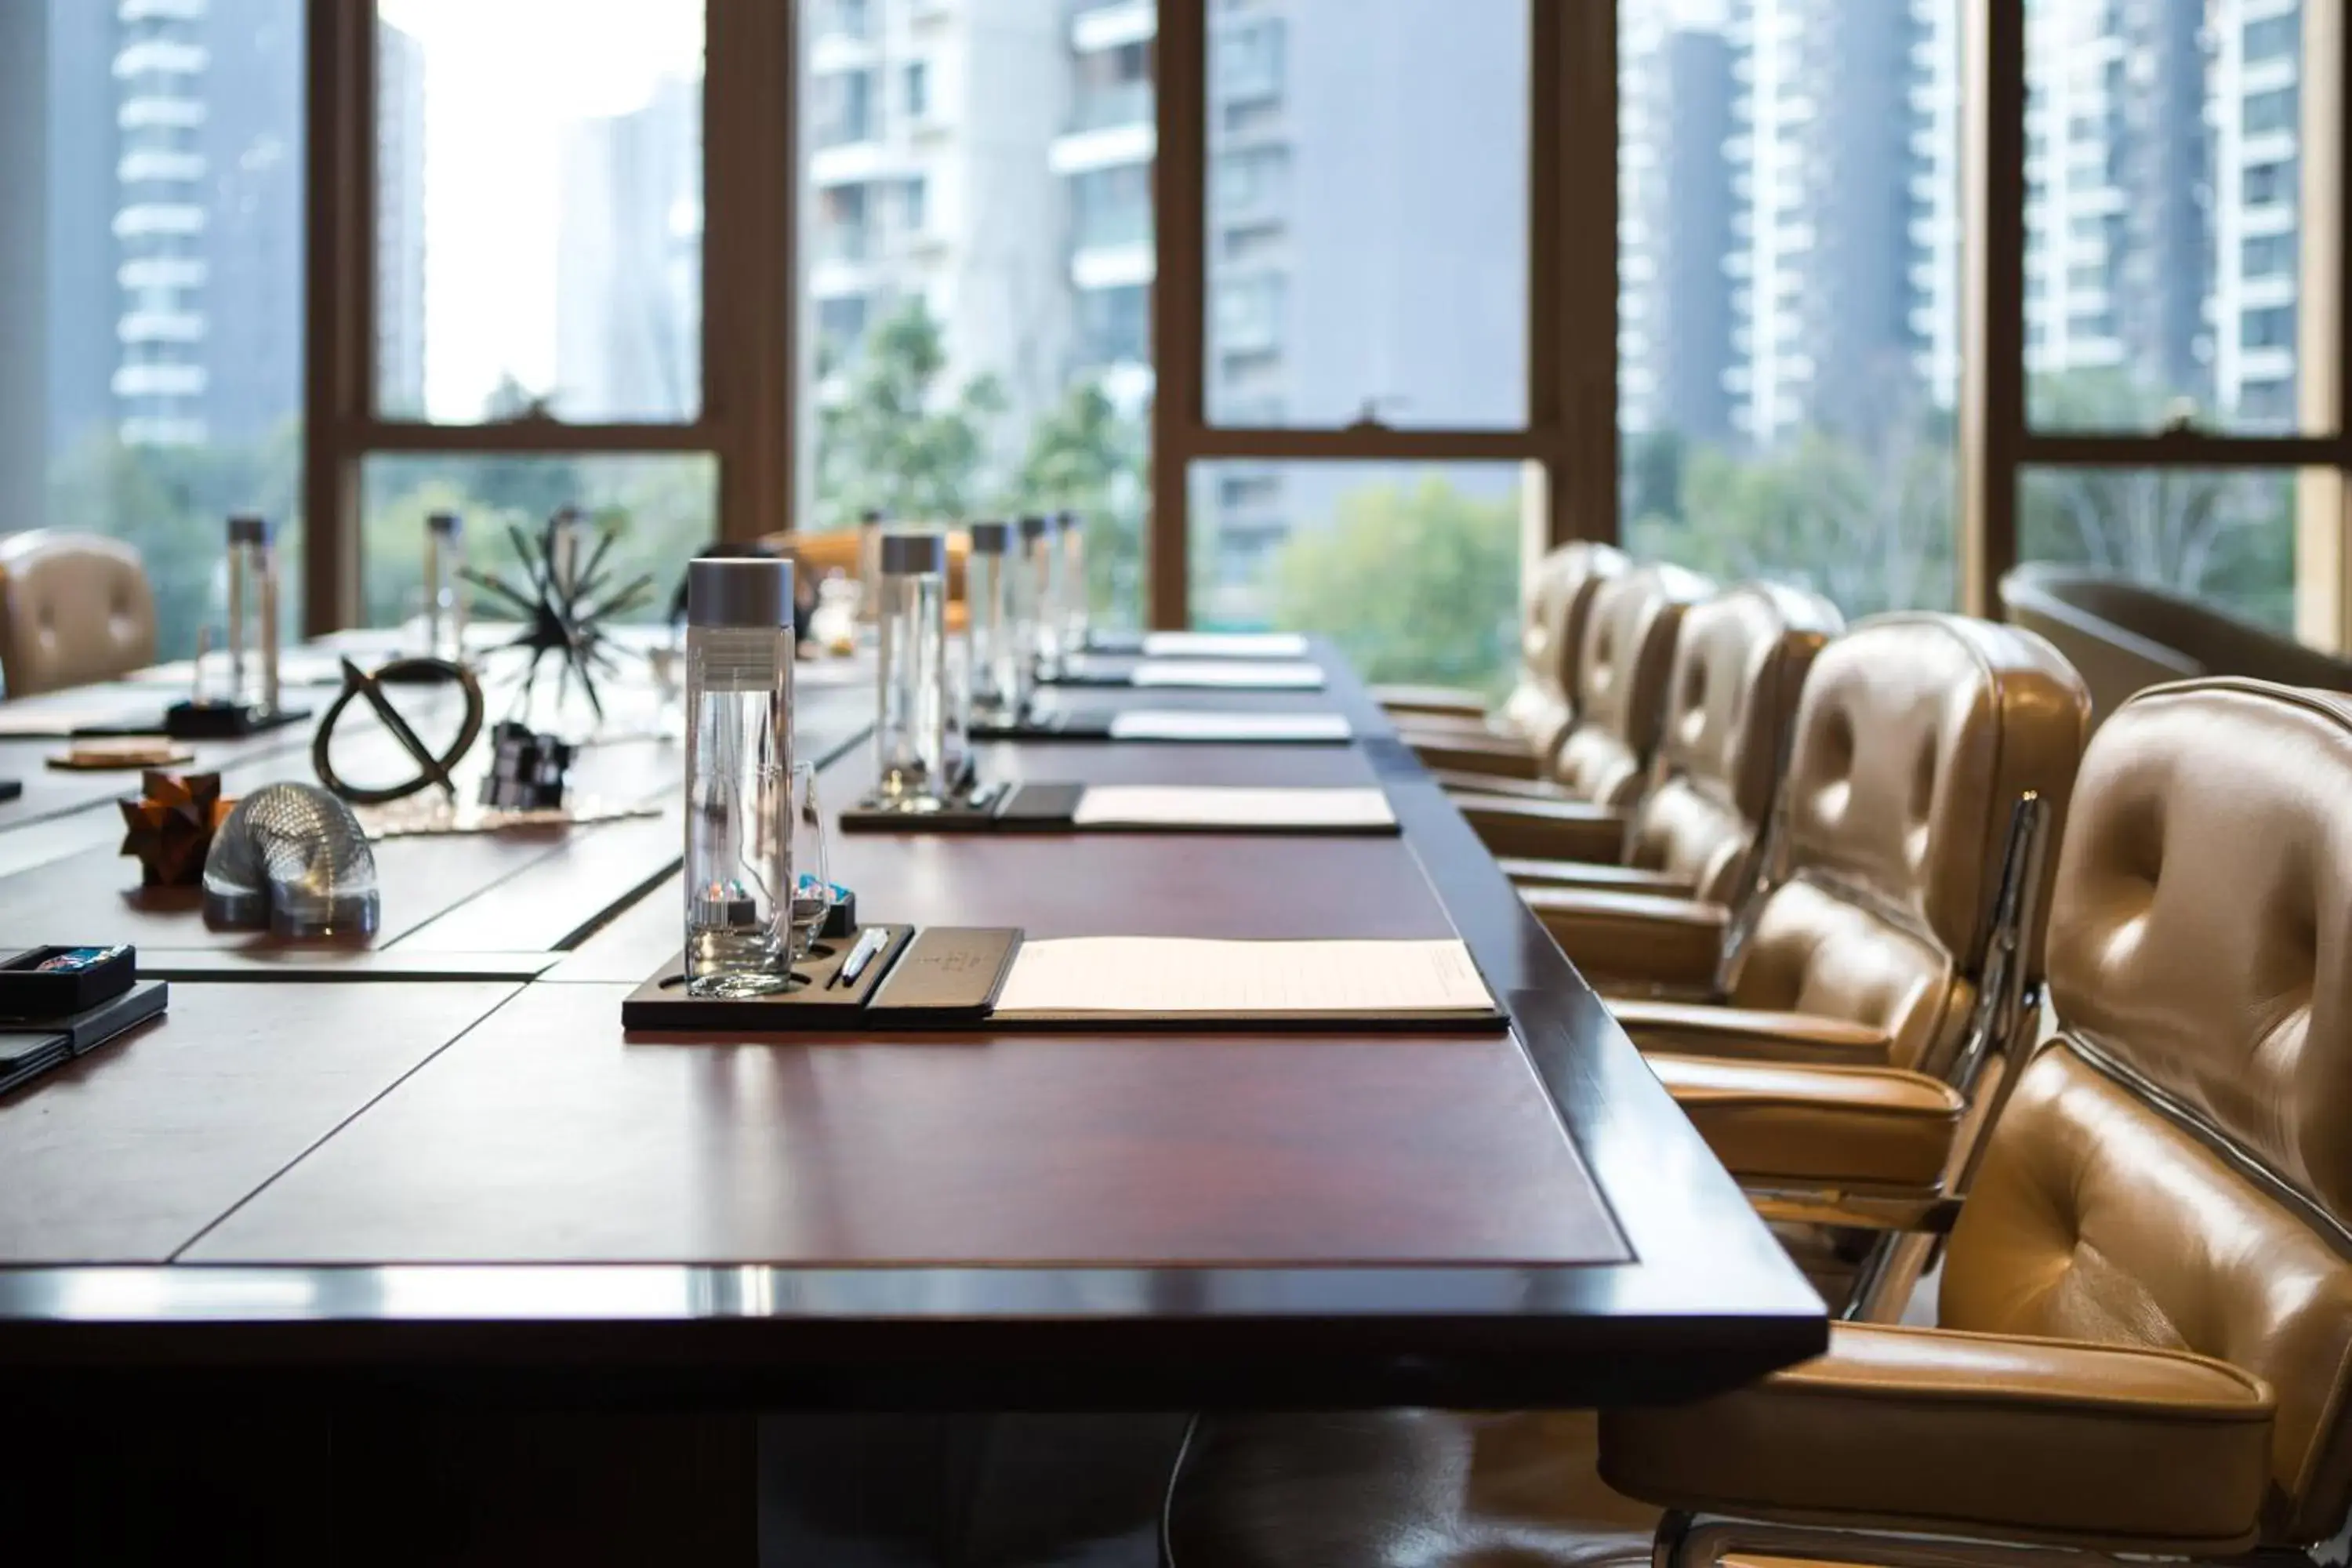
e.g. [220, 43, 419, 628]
[0, 945, 138, 1020]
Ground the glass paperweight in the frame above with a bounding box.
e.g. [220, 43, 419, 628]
[201, 782, 383, 938]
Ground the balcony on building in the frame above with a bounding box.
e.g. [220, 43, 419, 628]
[1052, 37, 1153, 175]
[1070, 0, 1156, 56]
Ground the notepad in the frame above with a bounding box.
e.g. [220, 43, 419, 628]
[1071, 786, 1395, 830]
[1131, 660, 1325, 691]
[991, 937, 1496, 1022]
[1105, 710, 1353, 743]
[1140, 631, 1311, 659]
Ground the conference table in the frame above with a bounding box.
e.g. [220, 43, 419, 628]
[0, 631, 1823, 1563]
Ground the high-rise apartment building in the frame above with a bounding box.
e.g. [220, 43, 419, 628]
[376, 18, 428, 419]
[805, 0, 1072, 460]
[111, 0, 305, 448]
[555, 75, 702, 422]
[2210, 0, 2303, 428]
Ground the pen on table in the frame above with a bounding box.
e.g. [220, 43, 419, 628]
[835, 927, 888, 989]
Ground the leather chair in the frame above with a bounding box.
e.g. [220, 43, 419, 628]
[2001, 561, 2352, 731]
[0, 531, 158, 697]
[1601, 676, 2352, 1563]
[1532, 615, 2089, 1055]
[1436, 564, 1713, 823]
[1471, 583, 1842, 902]
[1381, 541, 1628, 768]
[1532, 615, 2089, 1315]
[756, 526, 973, 632]
[1171, 677, 2350, 1568]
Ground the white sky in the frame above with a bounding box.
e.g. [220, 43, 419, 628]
[376, 1, 704, 419]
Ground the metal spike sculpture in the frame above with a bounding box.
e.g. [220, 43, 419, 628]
[459, 508, 656, 725]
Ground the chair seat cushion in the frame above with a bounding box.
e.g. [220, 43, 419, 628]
[1599, 1322, 2274, 1553]
[1648, 1054, 1962, 1189]
[1609, 1000, 1893, 1066]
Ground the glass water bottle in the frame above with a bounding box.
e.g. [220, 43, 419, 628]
[1017, 514, 1062, 680]
[1058, 510, 1090, 656]
[225, 514, 281, 713]
[683, 557, 797, 997]
[424, 511, 467, 662]
[965, 520, 1021, 725]
[873, 530, 949, 808]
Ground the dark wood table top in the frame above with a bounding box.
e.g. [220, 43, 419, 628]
[0, 636, 1825, 1411]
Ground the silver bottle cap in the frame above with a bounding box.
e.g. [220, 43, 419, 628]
[880, 530, 947, 576]
[227, 514, 270, 546]
[688, 557, 795, 629]
[968, 519, 1013, 554]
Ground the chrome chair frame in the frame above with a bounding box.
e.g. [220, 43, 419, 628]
[1652, 1509, 2336, 1568]
[1734, 792, 2052, 1322]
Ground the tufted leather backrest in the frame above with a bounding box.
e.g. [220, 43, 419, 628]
[1623, 583, 1842, 904]
[1725, 615, 2089, 1073]
[1502, 542, 1628, 753]
[1552, 563, 1712, 806]
[1780, 614, 2089, 971]
[0, 532, 158, 697]
[1946, 679, 2352, 1544]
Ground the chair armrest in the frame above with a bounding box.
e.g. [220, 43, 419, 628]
[1609, 1000, 1892, 1066]
[1500, 858, 1693, 896]
[1599, 1322, 2274, 1553]
[1433, 771, 1567, 802]
[1646, 1054, 1961, 1190]
[1372, 683, 1490, 720]
[1456, 796, 1627, 862]
[1411, 735, 1542, 780]
[1523, 887, 1726, 989]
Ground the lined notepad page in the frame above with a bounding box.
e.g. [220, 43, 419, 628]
[1071, 786, 1395, 829]
[0, 706, 141, 738]
[1141, 631, 1310, 659]
[1131, 660, 1325, 691]
[992, 938, 1494, 1020]
[1107, 710, 1352, 742]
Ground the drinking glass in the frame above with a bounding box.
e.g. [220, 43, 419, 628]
[786, 760, 837, 964]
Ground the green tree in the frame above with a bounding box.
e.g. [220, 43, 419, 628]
[1269, 476, 1520, 692]
[45, 421, 303, 659]
[1628, 417, 1956, 620]
[2017, 371, 2293, 630]
[1004, 380, 1147, 627]
[814, 300, 1004, 529]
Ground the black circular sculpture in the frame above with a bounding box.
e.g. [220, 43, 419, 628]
[462, 509, 657, 725]
[312, 656, 486, 806]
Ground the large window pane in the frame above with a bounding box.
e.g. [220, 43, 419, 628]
[0, 0, 306, 661]
[800, 0, 1153, 633]
[1203, 1, 1528, 430]
[2019, 465, 2297, 633]
[2024, 1, 2309, 434]
[376, 1, 705, 423]
[1618, 0, 1962, 619]
[361, 453, 715, 629]
[1189, 461, 1526, 694]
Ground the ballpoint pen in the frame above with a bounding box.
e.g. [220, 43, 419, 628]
[834, 926, 888, 989]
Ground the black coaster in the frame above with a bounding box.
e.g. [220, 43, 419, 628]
[73, 702, 313, 741]
[966, 709, 1115, 742]
[0, 979, 169, 1097]
[619, 927, 1022, 1033]
[0, 779, 20, 804]
[838, 781, 1087, 833]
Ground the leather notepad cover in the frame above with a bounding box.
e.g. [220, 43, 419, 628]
[967, 710, 1115, 741]
[863, 927, 1024, 1025]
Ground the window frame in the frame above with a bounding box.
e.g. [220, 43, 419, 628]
[1961, 0, 2352, 646]
[1145, 1, 1613, 630]
[301, 0, 794, 637]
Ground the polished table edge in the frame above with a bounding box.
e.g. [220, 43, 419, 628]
[0, 640, 1828, 1404]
